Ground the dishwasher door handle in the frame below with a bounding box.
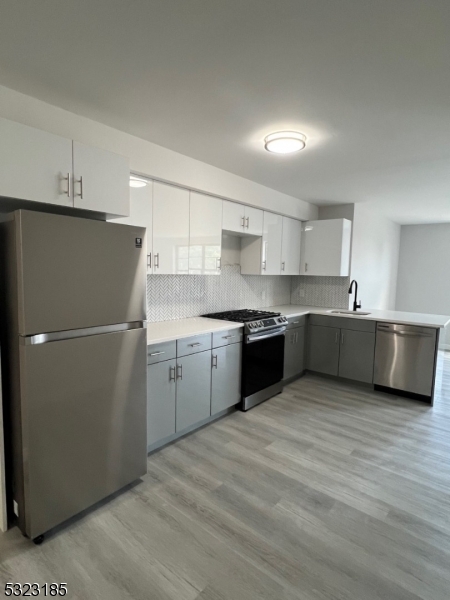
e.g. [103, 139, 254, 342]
[380, 330, 433, 338]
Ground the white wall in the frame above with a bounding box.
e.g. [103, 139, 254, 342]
[350, 203, 401, 311]
[0, 84, 318, 221]
[396, 223, 450, 346]
[318, 204, 354, 221]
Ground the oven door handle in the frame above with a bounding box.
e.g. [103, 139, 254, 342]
[246, 327, 286, 343]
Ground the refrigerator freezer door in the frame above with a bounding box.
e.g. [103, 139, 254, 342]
[15, 210, 146, 335]
[17, 327, 147, 539]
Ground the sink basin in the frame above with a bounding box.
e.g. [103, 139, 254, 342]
[328, 310, 371, 316]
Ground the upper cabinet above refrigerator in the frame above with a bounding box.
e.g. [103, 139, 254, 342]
[0, 117, 130, 218]
[72, 141, 130, 217]
[301, 218, 352, 276]
[0, 117, 73, 208]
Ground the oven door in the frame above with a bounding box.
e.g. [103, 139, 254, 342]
[242, 327, 285, 399]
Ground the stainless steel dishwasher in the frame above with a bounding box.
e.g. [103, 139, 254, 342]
[374, 322, 438, 400]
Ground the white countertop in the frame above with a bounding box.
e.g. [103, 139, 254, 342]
[260, 305, 450, 329]
[147, 305, 450, 345]
[147, 317, 242, 345]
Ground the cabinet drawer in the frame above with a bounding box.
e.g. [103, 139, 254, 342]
[147, 340, 177, 365]
[309, 314, 375, 333]
[286, 315, 306, 330]
[177, 333, 212, 357]
[212, 328, 243, 348]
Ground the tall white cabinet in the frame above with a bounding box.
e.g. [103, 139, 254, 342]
[301, 218, 352, 276]
[153, 182, 190, 274]
[262, 212, 283, 275]
[112, 181, 153, 273]
[281, 217, 302, 275]
[189, 192, 222, 275]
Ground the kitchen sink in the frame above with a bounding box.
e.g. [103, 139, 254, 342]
[328, 310, 371, 316]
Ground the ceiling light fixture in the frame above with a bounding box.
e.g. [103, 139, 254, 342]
[264, 131, 306, 154]
[129, 176, 148, 188]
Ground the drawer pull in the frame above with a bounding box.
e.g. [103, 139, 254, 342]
[149, 351, 165, 356]
[292, 321, 300, 324]
[188, 342, 202, 347]
[223, 335, 236, 339]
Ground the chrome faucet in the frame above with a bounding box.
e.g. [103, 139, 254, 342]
[348, 280, 361, 311]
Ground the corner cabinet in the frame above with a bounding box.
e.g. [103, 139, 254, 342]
[189, 192, 222, 275]
[240, 211, 283, 275]
[301, 218, 352, 276]
[0, 117, 130, 217]
[307, 315, 375, 383]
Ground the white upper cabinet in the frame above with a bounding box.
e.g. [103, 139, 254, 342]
[222, 201, 263, 236]
[262, 212, 283, 275]
[301, 218, 352, 276]
[110, 180, 153, 273]
[0, 118, 130, 217]
[222, 201, 245, 233]
[72, 141, 129, 217]
[189, 192, 222, 275]
[245, 206, 264, 236]
[153, 182, 190, 275]
[0, 117, 73, 207]
[240, 211, 283, 275]
[281, 217, 302, 275]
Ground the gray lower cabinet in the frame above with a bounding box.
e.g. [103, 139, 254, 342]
[338, 329, 375, 383]
[211, 343, 242, 414]
[147, 359, 176, 447]
[307, 324, 340, 375]
[176, 350, 212, 432]
[284, 326, 305, 381]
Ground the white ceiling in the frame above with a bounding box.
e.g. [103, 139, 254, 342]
[0, 0, 449, 224]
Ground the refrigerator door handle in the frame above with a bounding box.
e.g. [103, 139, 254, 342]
[20, 321, 147, 345]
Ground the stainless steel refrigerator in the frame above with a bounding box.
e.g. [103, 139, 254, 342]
[0, 210, 147, 541]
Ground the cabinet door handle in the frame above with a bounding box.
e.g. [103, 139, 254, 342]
[241, 216, 245, 228]
[149, 351, 165, 356]
[176, 364, 183, 380]
[76, 176, 83, 199]
[246, 216, 250, 229]
[147, 253, 152, 269]
[335, 331, 339, 343]
[188, 342, 201, 347]
[262, 260, 266, 271]
[154, 253, 160, 269]
[63, 172, 71, 197]
[295, 333, 298, 343]
[341, 332, 344, 345]
[216, 257, 221, 270]
[169, 366, 176, 382]
[305, 262, 308, 272]
[281, 261, 285, 272]
[212, 354, 218, 369]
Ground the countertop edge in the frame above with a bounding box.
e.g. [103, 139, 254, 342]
[147, 320, 243, 345]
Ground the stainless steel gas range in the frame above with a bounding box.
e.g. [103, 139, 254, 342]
[203, 309, 287, 410]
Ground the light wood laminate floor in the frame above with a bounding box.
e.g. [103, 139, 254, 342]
[1, 352, 450, 600]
